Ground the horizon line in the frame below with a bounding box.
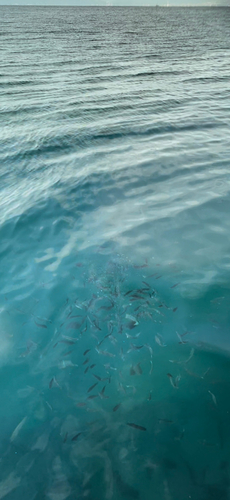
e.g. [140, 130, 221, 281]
[0, 3, 229, 6]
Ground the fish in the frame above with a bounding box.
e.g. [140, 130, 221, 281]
[129, 362, 143, 376]
[49, 377, 54, 389]
[34, 320, 47, 329]
[130, 366, 136, 376]
[83, 358, 90, 365]
[87, 383, 98, 393]
[118, 383, 126, 394]
[45, 400, 52, 411]
[84, 366, 89, 373]
[83, 349, 91, 356]
[62, 335, 79, 342]
[135, 362, 142, 375]
[118, 323, 123, 334]
[170, 348, 195, 365]
[137, 310, 152, 319]
[176, 332, 188, 345]
[184, 367, 203, 379]
[158, 419, 174, 424]
[31, 431, 50, 452]
[32, 314, 52, 323]
[68, 314, 83, 319]
[19, 340, 38, 358]
[81, 323, 88, 333]
[130, 295, 145, 301]
[149, 360, 153, 375]
[173, 307, 178, 313]
[185, 348, 195, 363]
[127, 422, 147, 431]
[67, 322, 82, 330]
[63, 350, 73, 356]
[181, 330, 193, 337]
[87, 395, 98, 400]
[107, 321, 114, 334]
[210, 296, 225, 304]
[167, 373, 180, 389]
[95, 348, 115, 358]
[49, 377, 60, 389]
[127, 344, 143, 353]
[90, 364, 96, 369]
[142, 281, 151, 288]
[10, 416, 27, 442]
[145, 344, 153, 357]
[98, 334, 110, 347]
[59, 339, 76, 345]
[125, 332, 141, 339]
[92, 318, 101, 331]
[208, 390, 217, 406]
[98, 304, 114, 311]
[113, 403, 121, 412]
[125, 314, 138, 323]
[17, 386, 35, 399]
[119, 348, 125, 360]
[99, 385, 109, 399]
[59, 360, 78, 369]
[171, 283, 180, 289]
[82, 472, 94, 488]
[71, 432, 82, 441]
[155, 334, 166, 347]
[133, 262, 148, 269]
[203, 367, 210, 378]
[109, 335, 118, 346]
[93, 374, 102, 381]
[153, 307, 165, 317]
[144, 460, 159, 471]
[125, 385, 136, 394]
[137, 287, 151, 293]
[126, 320, 138, 329]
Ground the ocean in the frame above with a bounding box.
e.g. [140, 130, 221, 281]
[1, 5, 230, 499]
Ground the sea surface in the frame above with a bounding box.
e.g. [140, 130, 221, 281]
[1, 5, 230, 499]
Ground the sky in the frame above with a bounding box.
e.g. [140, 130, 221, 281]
[0, 0, 229, 7]
[0, 0, 229, 5]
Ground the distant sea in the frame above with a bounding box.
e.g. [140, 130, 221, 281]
[1, 6, 230, 500]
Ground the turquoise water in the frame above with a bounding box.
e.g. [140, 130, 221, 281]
[1, 5, 230, 499]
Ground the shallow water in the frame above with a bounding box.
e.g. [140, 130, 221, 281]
[1, 5, 230, 499]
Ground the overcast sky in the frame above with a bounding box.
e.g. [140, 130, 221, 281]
[0, 0, 228, 5]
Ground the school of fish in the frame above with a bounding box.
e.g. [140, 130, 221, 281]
[1, 255, 230, 500]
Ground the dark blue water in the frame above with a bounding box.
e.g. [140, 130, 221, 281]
[1, 6, 230, 499]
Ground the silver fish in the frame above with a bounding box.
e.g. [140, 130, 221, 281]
[155, 334, 166, 347]
[208, 390, 217, 406]
[10, 416, 27, 442]
[96, 348, 115, 358]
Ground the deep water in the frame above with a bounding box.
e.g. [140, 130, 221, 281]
[1, 5, 230, 499]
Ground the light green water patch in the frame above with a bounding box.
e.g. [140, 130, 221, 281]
[1, 251, 230, 499]
[1, 343, 230, 500]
